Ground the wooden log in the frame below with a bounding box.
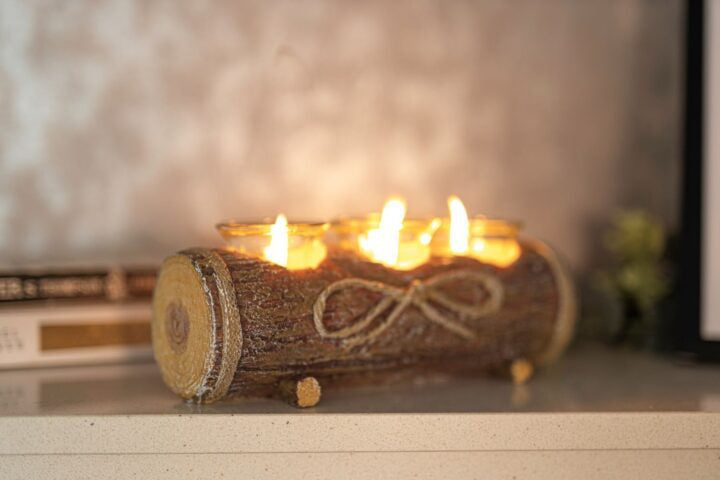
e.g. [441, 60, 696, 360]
[151, 240, 575, 404]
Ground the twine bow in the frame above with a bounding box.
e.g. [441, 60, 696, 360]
[313, 270, 504, 346]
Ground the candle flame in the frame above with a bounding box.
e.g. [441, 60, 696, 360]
[264, 214, 289, 267]
[448, 195, 469, 254]
[359, 197, 406, 266]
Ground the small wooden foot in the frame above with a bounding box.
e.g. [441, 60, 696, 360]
[510, 359, 534, 385]
[279, 377, 322, 408]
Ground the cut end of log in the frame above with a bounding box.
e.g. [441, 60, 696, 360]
[280, 377, 322, 408]
[296, 377, 322, 407]
[510, 358, 534, 385]
[152, 250, 242, 403]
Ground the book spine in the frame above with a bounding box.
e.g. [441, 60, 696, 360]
[0, 302, 152, 368]
[0, 268, 156, 304]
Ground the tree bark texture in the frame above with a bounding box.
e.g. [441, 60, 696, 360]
[152, 240, 575, 404]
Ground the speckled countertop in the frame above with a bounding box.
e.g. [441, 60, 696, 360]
[1, 344, 719, 479]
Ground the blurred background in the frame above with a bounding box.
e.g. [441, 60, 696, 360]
[0, 0, 682, 275]
[6, 0, 720, 432]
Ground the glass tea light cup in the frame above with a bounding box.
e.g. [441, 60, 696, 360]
[329, 215, 441, 270]
[431, 217, 522, 268]
[216, 215, 329, 270]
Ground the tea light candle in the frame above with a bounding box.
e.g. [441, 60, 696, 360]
[216, 216, 328, 270]
[357, 197, 435, 270]
[332, 197, 440, 270]
[432, 196, 522, 268]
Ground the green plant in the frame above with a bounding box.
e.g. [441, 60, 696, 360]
[598, 210, 670, 344]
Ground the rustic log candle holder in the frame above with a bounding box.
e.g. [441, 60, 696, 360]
[151, 235, 575, 407]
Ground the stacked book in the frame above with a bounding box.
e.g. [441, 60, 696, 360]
[0, 267, 156, 369]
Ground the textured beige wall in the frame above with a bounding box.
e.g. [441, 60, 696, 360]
[0, 0, 682, 271]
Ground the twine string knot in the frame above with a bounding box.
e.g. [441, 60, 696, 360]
[313, 270, 504, 345]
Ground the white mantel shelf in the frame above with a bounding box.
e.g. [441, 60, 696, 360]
[1, 345, 719, 479]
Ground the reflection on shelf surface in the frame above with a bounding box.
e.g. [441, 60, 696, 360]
[1, 344, 719, 416]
